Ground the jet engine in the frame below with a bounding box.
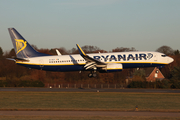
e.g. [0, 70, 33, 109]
[100, 63, 123, 72]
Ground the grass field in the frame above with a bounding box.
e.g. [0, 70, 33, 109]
[1, 92, 180, 120]
[0, 92, 180, 111]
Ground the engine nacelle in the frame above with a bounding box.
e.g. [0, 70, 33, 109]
[100, 63, 123, 72]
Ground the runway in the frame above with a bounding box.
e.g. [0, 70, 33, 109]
[0, 111, 180, 117]
[0, 88, 180, 93]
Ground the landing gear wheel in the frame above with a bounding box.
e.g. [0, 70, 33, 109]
[88, 73, 93, 78]
[88, 73, 97, 78]
[92, 73, 97, 77]
[88, 68, 97, 78]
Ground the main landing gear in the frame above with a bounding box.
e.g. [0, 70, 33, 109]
[88, 71, 97, 78]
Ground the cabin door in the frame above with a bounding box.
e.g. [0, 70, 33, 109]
[154, 54, 158, 61]
[39, 59, 44, 69]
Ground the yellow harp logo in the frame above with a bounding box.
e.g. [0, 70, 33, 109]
[15, 39, 27, 54]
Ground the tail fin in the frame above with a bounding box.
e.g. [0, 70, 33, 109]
[8, 28, 50, 58]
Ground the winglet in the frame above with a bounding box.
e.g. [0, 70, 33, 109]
[76, 44, 87, 57]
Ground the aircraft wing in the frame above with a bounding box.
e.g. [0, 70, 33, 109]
[76, 44, 106, 70]
[56, 49, 61, 55]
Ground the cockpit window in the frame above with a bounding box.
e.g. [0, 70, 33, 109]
[161, 54, 167, 57]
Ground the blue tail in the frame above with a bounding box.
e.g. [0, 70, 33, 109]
[8, 28, 50, 58]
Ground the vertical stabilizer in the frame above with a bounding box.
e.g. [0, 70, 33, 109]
[8, 28, 49, 58]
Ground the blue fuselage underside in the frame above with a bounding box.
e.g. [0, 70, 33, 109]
[17, 63, 165, 72]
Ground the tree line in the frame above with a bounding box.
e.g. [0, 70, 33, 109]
[0, 45, 180, 88]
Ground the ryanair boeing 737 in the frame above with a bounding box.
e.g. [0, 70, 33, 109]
[8, 28, 174, 78]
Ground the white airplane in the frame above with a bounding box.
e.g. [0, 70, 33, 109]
[8, 28, 174, 78]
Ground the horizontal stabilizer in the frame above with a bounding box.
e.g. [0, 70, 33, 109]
[7, 57, 29, 62]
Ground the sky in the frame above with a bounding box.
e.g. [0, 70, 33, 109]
[0, 0, 180, 52]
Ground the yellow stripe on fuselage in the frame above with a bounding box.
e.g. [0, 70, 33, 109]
[107, 68, 123, 70]
[16, 61, 168, 66]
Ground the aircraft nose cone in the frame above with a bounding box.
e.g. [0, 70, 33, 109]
[168, 57, 174, 63]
